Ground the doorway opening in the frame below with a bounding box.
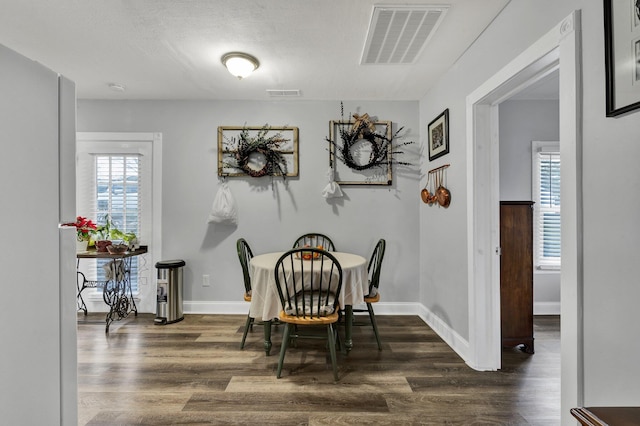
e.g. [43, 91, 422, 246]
[76, 132, 163, 314]
[466, 10, 583, 423]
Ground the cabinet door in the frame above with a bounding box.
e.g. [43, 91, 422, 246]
[500, 201, 534, 353]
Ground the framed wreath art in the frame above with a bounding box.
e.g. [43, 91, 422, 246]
[218, 125, 299, 179]
[327, 106, 414, 185]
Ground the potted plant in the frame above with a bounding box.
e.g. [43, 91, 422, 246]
[93, 214, 114, 252]
[110, 228, 139, 250]
[62, 216, 97, 251]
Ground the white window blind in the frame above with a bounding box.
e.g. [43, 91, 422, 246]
[94, 155, 142, 289]
[532, 142, 561, 270]
[95, 155, 141, 236]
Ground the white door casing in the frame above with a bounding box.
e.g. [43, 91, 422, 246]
[466, 11, 582, 425]
[76, 132, 163, 314]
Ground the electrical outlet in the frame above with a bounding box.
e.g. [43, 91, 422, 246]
[202, 274, 210, 287]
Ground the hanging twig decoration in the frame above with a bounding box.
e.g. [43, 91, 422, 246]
[223, 125, 289, 179]
[327, 103, 414, 172]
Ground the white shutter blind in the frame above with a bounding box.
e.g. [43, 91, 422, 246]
[77, 152, 143, 291]
[95, 155, 141, 236]
[533, 143, 561, 269]
[94, 155, 142, 290]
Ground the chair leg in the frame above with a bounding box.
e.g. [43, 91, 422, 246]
[327, 323, 339, 381]
[240, 314, 253, 350]
[277, 323, 291, 379]
[367, 303, 382, 351]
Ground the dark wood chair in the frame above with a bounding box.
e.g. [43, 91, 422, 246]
[292, 233, 336, 251]
[274, 248, 343, 381]
[236, 238, 255, 349]
[345, 239, 386, 350]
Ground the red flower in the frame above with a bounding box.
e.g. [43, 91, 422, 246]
[62, 216, 97, 241]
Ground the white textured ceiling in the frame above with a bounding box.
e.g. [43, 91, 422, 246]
[0, 0, 510, 101]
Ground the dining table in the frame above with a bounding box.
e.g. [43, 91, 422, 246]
[249, 251, 369, 355]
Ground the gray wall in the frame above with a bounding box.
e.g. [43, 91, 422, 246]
[499, 99, 561, 314]
[77, 100, 420, 307]
[419, 0, 640, 412]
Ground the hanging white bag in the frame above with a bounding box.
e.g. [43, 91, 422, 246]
[208, 181, 238, 225]
[321, 167, 343, 199]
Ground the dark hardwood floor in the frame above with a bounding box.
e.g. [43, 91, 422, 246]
[77, 314, 560, 425]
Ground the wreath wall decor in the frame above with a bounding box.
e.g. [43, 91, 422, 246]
[326, 106, 414, 185]
[218, 125, 299, 179]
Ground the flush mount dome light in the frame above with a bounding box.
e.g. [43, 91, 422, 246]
[221, 52, 260, 79]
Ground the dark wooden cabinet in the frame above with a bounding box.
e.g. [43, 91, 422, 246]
[500, 201, 534, 354]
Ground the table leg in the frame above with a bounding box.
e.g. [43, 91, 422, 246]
[124, 257, 138, 316]
[76, 271, 88, 315]
[263, 320, 272, 355]
[345, 305, 353, 353]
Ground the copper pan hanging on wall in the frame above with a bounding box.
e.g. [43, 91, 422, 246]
[420, 173, 431, 203]
[436, 168, 451, 207]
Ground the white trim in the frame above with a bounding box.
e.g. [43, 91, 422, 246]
[534, 302, 561, 316]
[418, 304, 470, 364]
[532, 141, 561, 269]
[77, 132, 157, 142]
[76, 132, 163, 314]
[466, 11, 583, 424]
[185, 301, 249, 315]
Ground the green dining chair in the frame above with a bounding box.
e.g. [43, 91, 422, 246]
[274, 248, 343, 381]
[347, 239, 386, 350]
[293, 233, 336, 251]
[236, 238, 255, 349]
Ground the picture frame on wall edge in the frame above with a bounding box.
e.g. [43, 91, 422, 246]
[428, 108, 449, 161]
[604, 0, 640, 116]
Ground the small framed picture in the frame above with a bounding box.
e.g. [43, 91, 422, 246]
[428, 109, 449, 161]
[604, 0, 640, 116]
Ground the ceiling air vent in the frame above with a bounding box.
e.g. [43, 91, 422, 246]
[361, 5, 448, 64]
[266, 89, 301, 97]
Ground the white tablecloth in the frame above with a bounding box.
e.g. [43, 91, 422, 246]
[249, 251, 368, 321]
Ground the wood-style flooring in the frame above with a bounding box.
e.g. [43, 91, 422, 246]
[77, 313, 560, 425]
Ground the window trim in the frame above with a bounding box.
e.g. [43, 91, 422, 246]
[531, 140, 560, 271]
[76, 132, 162, 312]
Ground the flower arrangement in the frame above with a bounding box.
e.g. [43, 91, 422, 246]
[63, 216, 97, 242]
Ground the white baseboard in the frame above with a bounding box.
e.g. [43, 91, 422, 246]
[534, 301, 561, 315]
[416, 305, 470, 364]
[184, 301, 248, 314]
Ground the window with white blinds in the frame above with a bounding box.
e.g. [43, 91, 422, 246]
[532, 141, 561, 270]
[94, 155, 142, 289]
[76, 148, 147, 294]
[95, 155, 141, 237]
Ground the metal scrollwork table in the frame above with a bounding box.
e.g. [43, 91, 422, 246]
[76, 246, 148, 333]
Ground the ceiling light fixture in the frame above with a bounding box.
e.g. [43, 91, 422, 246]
[221, 52, 260, 79]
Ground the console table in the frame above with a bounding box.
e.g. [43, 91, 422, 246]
[76, 246, 147, 333]
[571, 407, 640, 425]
